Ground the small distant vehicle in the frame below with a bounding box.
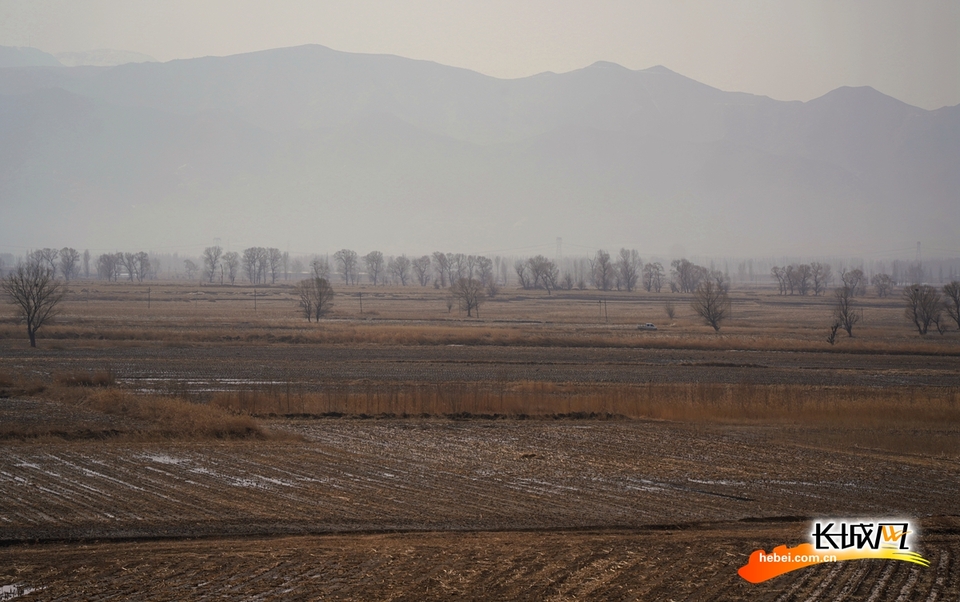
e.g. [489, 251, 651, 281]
[637, 323, 657, 331]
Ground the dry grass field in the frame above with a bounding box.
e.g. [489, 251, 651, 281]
[1, 279, 958, 600]
[1, 279, 957, 353]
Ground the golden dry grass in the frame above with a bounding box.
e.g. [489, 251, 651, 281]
[1, 372, 284, 442]
[53, 370, 116, 388]
[209, 381, 960, 456]
[209, 380, 960, 423]
[77, 388, 269, 439]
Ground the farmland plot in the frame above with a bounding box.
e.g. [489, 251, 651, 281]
[3, 344, 960, 391]
[2, 420, 958, 542]
[1, 417, 959, 600]
[1, 521, 958, 601]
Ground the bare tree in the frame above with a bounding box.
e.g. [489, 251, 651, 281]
[515, 260, 531, 289]
[2, 262, 67, 347]
[476, 256, 494, 287]
[82, 249, 91, 279]
[785, 265, 799, 295]
[242, 247, 265, 284]
[943, 281, 960, 330]
[110, 253, 123, 281]
[616, 248, 641, 292]
[431, 252, 450, 287]
[841, 268, 866, 296]
[202, 246, 223, 283]
[364, 251, 385, 285]
[388, 255, 411, 286]
[183, 259, 199, 280]
[334, 249, 359, 285]
[810, 262, 831, 296]
[826, 321, 841, 345]
[592, 250, 613, 291]
[310, 256, 331, 280]
[691, 281, 730, 331]
[771, 266, 787, 295]
[449, 253, 467, 283]
[267, 248, 283, 284]
[295, 277, 335, 322]
[130, 252, 150, 283]
[904, 285, 944, 335]
[541, 260, 559, 294]
[59, 248, 80, 282]
[791, 264, 812, 295]
[833, 286, 860, 337]
[120, 253, 138, 282]
[465, 255, 479, 280]
[29, 248, 59, 278]
[97, 253, 120, 281]
[412, 255, 432, 287]
[450, 277, 485, 317]
[871, 273, 895, 298]
[643, 262, 664, 293]
[664, 300, 676, 320]
[526, 255, 559, 293]
[710, 269, 729, 293]
[223, 252, 240, 285]
[671, 258, 707, 293]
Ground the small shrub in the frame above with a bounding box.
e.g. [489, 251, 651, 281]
[54, 370, 116, 387]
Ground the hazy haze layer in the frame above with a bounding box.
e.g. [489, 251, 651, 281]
[0, 45, 956, 258]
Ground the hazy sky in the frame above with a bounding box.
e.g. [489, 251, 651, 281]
[1, 0, 957, 110]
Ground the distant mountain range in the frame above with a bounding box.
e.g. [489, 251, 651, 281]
[54, 49, 157, 68]
[1, 44, 956, 257]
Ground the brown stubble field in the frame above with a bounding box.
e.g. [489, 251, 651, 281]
[1, 280, 959, 600]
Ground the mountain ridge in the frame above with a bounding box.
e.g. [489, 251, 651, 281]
[0, 44, 955, 257]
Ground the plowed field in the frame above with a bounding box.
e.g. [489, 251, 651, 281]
[3, 522, 958, 601]
[2, 415, 958, 600]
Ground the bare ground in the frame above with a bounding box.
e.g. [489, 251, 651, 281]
[1, 411, 958, 600]
[2, 520, 958, 601]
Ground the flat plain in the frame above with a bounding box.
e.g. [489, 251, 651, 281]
[1, 280, 958, 600]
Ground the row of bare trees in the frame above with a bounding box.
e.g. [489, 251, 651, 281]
[904, 282, 960, 335]
[670, 259, 727, 294]
[26, 248, 87, 281]
[23, 248, 160, 283]
[96, 252, 152, 283]
[828, 280, 960, 342]
[771, 263, 833, 296]
[774, 263, 929, 300]
[196, 245, 288, 286]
